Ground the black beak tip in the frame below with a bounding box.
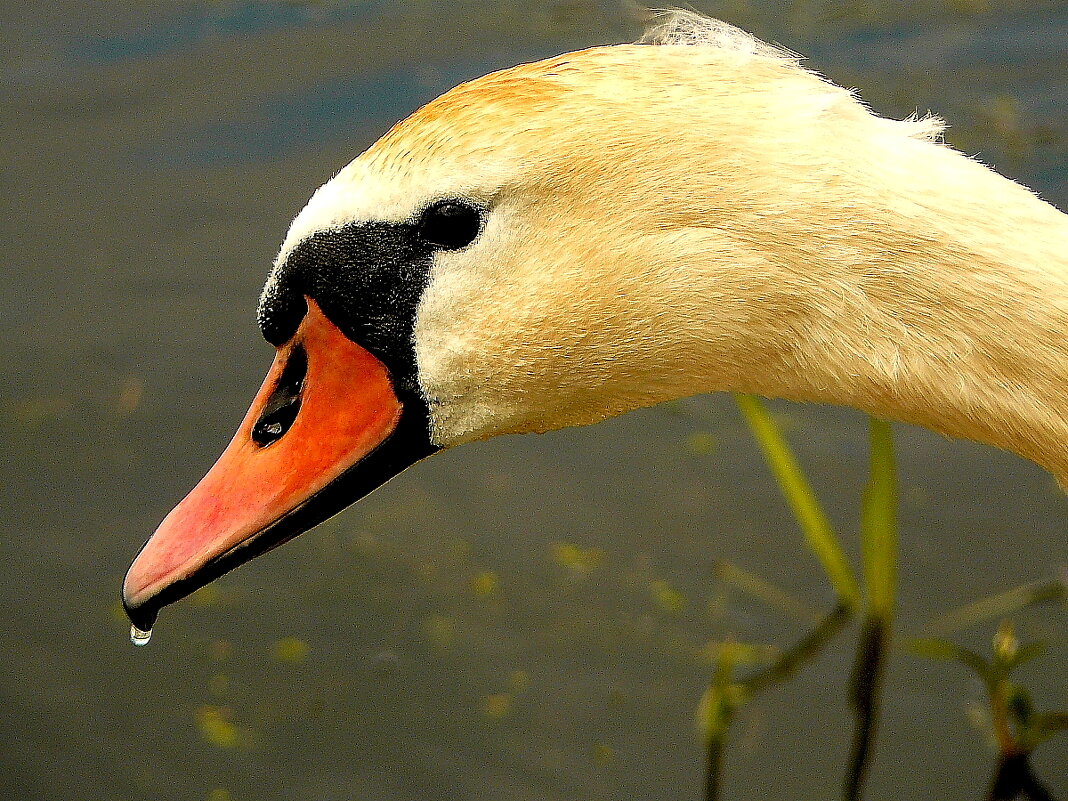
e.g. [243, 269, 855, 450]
[123, 593, 159, 633]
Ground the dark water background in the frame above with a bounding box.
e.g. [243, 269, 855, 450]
[2, 2, 1066, 800]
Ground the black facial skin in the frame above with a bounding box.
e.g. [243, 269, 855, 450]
[124, 200, 485, 631]
[258, 198, 485, 393]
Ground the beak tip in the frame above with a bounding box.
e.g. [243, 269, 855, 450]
[122, 593, 159, 633]
[122, 567, 159, 632]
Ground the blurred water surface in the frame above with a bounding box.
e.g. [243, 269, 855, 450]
[1, 2, 1065, 800]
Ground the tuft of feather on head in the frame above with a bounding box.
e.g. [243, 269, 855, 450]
[637, 9, 799, 62]
[638, 8, 945, 142]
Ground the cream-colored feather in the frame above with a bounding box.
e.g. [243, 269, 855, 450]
[273, 13, 1068, 485]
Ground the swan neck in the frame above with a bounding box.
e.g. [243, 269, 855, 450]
[729, 171, 1068, 484]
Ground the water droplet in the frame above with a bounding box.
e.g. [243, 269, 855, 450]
[130, 624, 153, 646]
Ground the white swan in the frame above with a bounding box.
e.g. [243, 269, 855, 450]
[123, 12, 1068, 629]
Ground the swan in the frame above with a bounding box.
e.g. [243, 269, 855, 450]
[123, 12, 1068, 631]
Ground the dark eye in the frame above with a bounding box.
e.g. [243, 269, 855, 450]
[417, 200, 482, 250]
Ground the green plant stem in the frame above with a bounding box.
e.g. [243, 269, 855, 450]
[845, 620, 890, 801]
[989, 674, 1019, 756]
[845, 418, 899, 801]
[704, 731, 728, 801]
[923, 580, 1066, 636]
[703, 606, 851, 801]
[701, 640, 743, 801]
[714, 560, 821, 623]
[734, 394, 861, 610]
[861, 418, 897, 621]
[744, 604, 852, 696]
[988, 753, 1056, 801]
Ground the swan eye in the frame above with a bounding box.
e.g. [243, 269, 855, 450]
[417, 200, 482, 250]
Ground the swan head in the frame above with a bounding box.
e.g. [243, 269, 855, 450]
[272, 31, 925, 447]
[123, 18, 952, 629]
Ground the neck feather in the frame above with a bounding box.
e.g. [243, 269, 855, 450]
[715, 142, 1068, 484]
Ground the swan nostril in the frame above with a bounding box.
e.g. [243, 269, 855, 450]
[252, 400, 300, 445]
[252, 344, 308, 447]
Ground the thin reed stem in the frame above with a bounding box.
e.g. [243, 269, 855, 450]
[744, 604, 852, 696]
[988, 753, 1056, 801]
[923, 580, 1066, 636]
[704, 733, 727, 801]
[844, 418, 898, 801]
[703, 605, 852, 801]
[734, 394, 861, 610]
[845, 620, 889, 800]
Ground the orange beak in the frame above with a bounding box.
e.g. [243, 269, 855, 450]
[123, 298, 434, 631]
